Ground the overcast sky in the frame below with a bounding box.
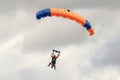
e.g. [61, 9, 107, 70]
[0, 0, 120, 80]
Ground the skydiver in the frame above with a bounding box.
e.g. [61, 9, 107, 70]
[47, 50, 60, 70]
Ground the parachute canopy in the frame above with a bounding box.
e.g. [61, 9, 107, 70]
[36, 8, 94, 36]
[53, 49, 60, 54]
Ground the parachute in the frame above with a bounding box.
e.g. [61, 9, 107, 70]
[53, 49, 60, 54]
[36, 8, 94, 36]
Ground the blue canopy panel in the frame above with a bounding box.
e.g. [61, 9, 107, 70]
[36, 8, 51, 20]
[83, 20, 92, 30]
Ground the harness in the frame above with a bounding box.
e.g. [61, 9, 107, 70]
[52, 57, 56, 64]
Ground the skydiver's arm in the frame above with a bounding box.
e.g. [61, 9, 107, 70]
[56, 53, 60, 58]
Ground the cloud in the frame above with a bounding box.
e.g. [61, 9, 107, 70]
[92, 37, 120, 67]
[0, 9, 36, 44]
[89, 9, 120, 67]
[21, 16, 88, 52]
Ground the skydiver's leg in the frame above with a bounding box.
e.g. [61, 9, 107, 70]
[53, 64, 56, 70]
[51, 64, 53, 68]
[48, 62, 51, 67]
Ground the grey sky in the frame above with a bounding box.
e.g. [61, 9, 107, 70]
[0, 0, 120, 14]
[92, 37, 120, 67]
[0, 0, 120, 80]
